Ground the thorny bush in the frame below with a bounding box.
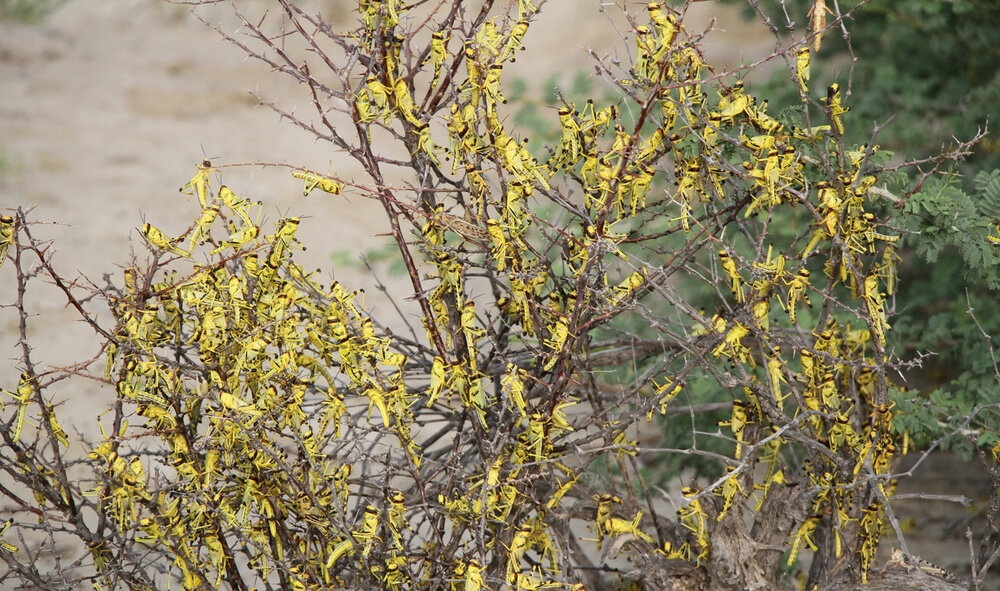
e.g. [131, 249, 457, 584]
[1, 1, 995, 590]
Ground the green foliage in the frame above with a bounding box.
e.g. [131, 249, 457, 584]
[974, 169, 1000, 219]
[896, 175, 1000, 283]
[723, 0, 1000, 464]
[877, 170, 1000, 456]
[0, 146, 15, 178]
[330, 238, 407, 275]
[0, 0, 66, 23]
[829, 0, 1000, 461]
[734, 0, 1000, 170]
[848, 0, 1000, 166]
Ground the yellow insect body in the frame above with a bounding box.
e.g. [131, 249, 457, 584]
[501, 363, 528, 418]
[141, 222, 190, 257]
[48, 411, 69, 448]
[392, 76, 421, 126]
[0, 518, 18, 553]
[823, 83, 849, 135]
[188, 204, 220, 250]
[6, 373, 37, 443]
[795, 46, 810, 95]
[718, 250, 745, 303]
[715, 467, 746, 521]
[178, 159, 213, 207]
[425, 31, 449, 89]
[601, 511, 654, 544]
[292, 170, 343, 196]
[542, 315, 571, 371]
[787, 515, 820, 566]
[464, 559, 486, 591]
[0, 214, 15, 269]
[785, 269, 812, 323]
[611, 269, 647, 305]
[716, 81, 751, 122]
[807, 0, 834, 52]
[647, 2, 678, 47]
[678, 487, 710, 563]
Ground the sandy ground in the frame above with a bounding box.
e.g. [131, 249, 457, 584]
[0, 0, 993, 586]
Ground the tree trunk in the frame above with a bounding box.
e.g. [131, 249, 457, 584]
[817, 568, 966, 591]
